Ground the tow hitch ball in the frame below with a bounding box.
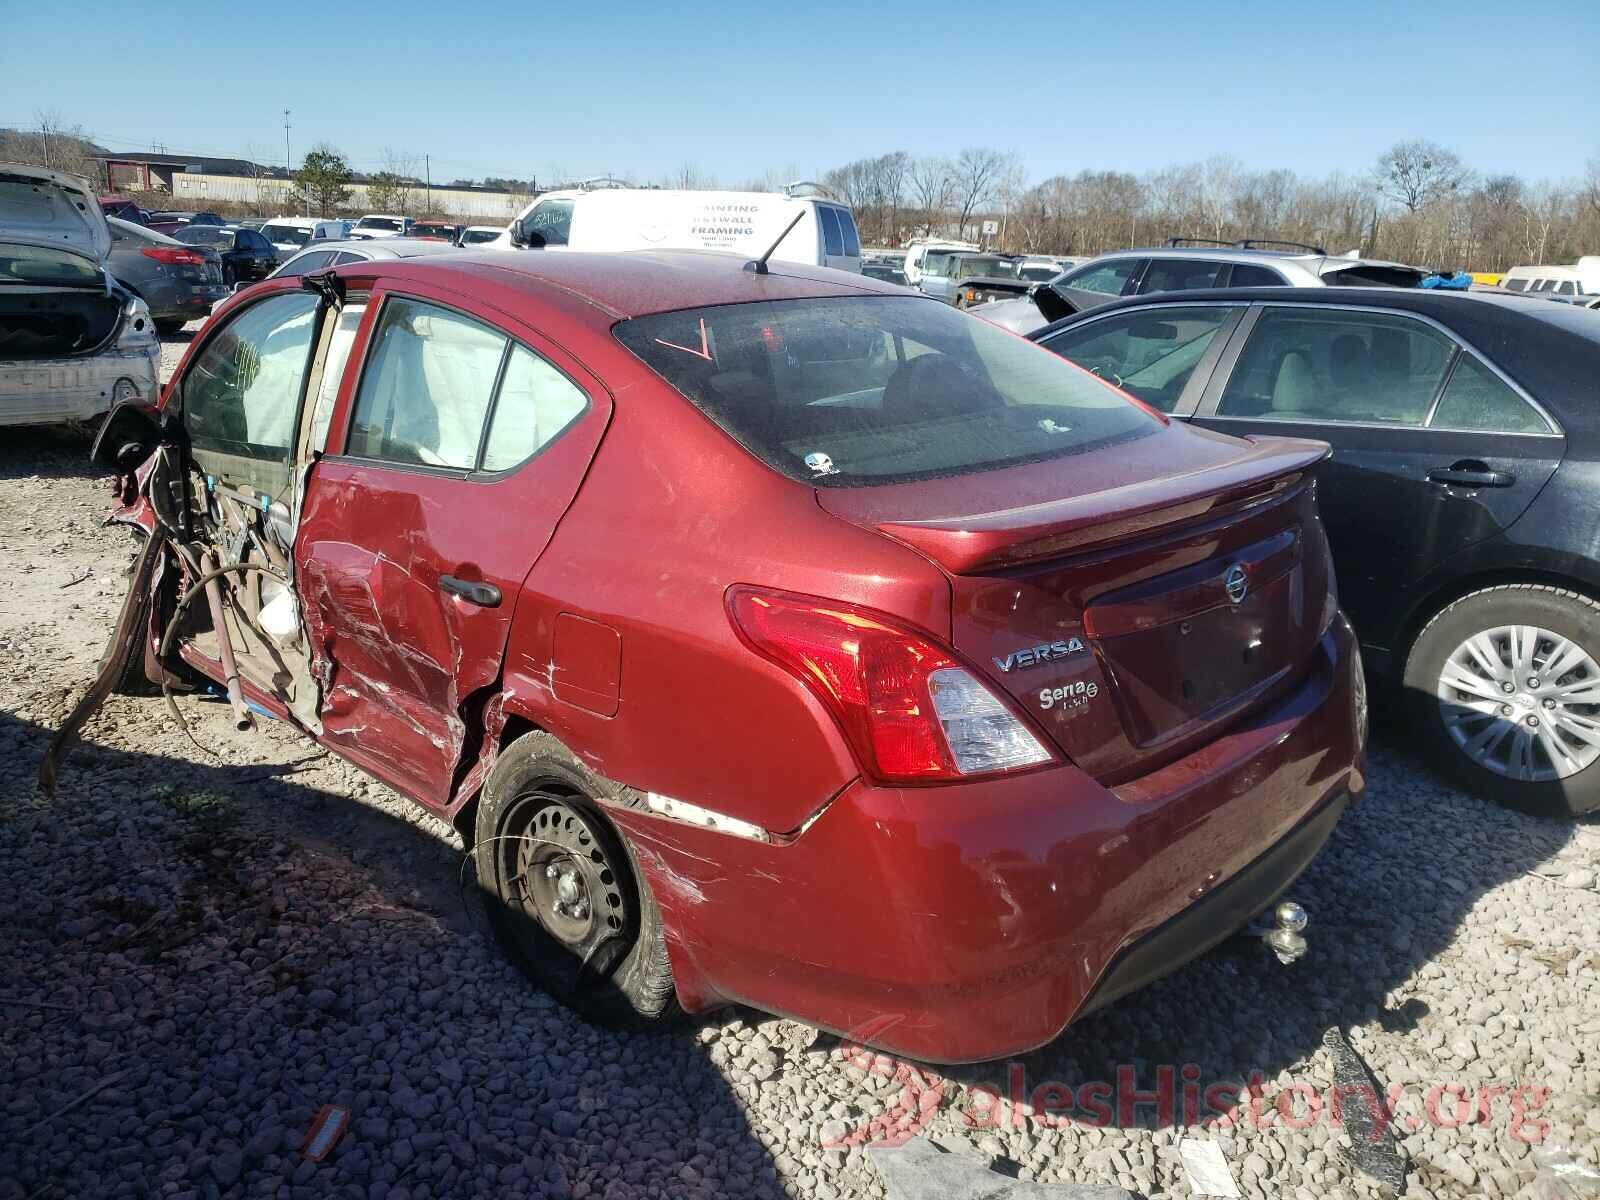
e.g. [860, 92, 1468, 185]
[1251, 900, 1309, 965]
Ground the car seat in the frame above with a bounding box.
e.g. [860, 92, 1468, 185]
[1270, 350, 1316, 415]
[882, 354, 1000, 422]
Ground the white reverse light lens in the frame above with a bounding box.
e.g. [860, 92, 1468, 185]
[927, 667, 1052, 775]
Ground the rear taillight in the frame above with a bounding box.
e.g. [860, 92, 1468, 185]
[141, 246, 206, 266]
[727, 587, 1055, 784]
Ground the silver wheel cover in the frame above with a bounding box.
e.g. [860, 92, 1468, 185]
[1437, 623, 1600, 782]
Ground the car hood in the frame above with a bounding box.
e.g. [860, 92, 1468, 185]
[968, 294, 1048, 334]
[0, 163, 112, 264]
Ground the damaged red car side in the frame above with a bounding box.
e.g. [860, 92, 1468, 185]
[58, 251, 1366, 1062]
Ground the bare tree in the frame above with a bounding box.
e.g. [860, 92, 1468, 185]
[1374, 139, 1470, 213]
[366, 148, 420, 213]
[906, 156, 953, 237]
[948, 147, 1015, 241]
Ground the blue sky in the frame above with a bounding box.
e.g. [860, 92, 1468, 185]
[5, 0, 1596, 187]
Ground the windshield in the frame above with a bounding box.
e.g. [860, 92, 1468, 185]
[262, 224, 311, 246]
[615, 296, 1156, 487]
[1019, 264, 1058, 281]
[177, 227, 234, 248]
[0, 244, 103, 286]
[358, 217, 404, 232]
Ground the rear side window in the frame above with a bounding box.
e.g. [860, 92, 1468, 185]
[1139, 259, 1225, 294]
[277, 251, 334, 277]
[818, 207, 844, 257]
[1430, 354, 1551, 433]
[184, 292, 320, 462]
[1228, 263, 1287, 287]
[831, 208, 861, 256]
[348, 298, 507, 468]
[1062, 258, 1141, 296]
[614, 295, 1157, 486]
[1217, 307, 1452, 425]
[480, 346, 590, 471]
[1503, 278, 1527, 291]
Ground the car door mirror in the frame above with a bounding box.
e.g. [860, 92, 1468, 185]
[511, 218, 545, 249]
[91, 398, 164, 469]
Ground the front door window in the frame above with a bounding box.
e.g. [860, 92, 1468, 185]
[1039, 306, 1240, 413]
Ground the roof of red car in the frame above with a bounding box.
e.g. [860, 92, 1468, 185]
[352, 249, 909, 321]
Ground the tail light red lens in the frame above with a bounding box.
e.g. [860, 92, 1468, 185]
[141, 247, 207, 266]
[727, 586, 1054, 784]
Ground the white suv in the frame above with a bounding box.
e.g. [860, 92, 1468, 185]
[974, 239, 1427, 334]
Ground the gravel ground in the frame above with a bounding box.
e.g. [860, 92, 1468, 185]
[1, 327, 1596, 1199]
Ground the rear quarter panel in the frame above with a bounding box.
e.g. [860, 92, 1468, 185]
[496, 351, 954, 834]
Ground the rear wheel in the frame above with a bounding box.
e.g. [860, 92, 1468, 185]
[473, 731, 680, 1027]
[154, 317, 187, 336]
[1405, 584, 1600, 817]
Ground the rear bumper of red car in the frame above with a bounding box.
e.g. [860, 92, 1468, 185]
[617, 615, 1365, 1064]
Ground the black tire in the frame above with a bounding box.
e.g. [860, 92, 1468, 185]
[473, 731, 680, 1027]
[154, 318, 187, 336]
[101, 531, 160, 696]
[1404, 584, 1600, 818]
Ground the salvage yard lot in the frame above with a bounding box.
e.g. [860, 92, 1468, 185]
[0, 327, 1596, 1199]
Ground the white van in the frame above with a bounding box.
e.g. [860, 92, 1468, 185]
[490, 187, 862, 272]
[902, 238, 979, 286]
[259, 217, 347, 257]
[1500, 257, 1600, 296]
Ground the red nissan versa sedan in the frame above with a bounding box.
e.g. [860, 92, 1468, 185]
[64, 250, 1366, 1063]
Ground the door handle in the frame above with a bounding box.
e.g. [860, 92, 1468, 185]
[439, 575, 501, 607]
[1428, 460, 1515, 489]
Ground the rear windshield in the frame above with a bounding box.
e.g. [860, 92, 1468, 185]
[1320, 264, 1427, 288]
[177, 226, 233, 248]
[615, 296, 1157, 487]
[262, 224, 311, 246]
[358, 217, 404, 232]
[0, 245, 103, 286]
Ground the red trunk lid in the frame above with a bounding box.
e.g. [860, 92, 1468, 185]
[817, 425, 1334, 783]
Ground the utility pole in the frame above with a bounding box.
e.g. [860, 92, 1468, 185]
[283, 109, 295, 214]
[425, 153, 431, 217]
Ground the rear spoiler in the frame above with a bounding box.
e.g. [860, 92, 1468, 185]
[877, 438, 1330, 574]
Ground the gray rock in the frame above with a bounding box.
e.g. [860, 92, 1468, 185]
[869, 1136, 1133, 1199]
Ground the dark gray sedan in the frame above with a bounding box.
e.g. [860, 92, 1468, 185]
[107, 217, 229, 334]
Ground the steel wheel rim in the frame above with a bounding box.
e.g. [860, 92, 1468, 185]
[500, 788, 631, 970]
[1436, 623, 1600, 782]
